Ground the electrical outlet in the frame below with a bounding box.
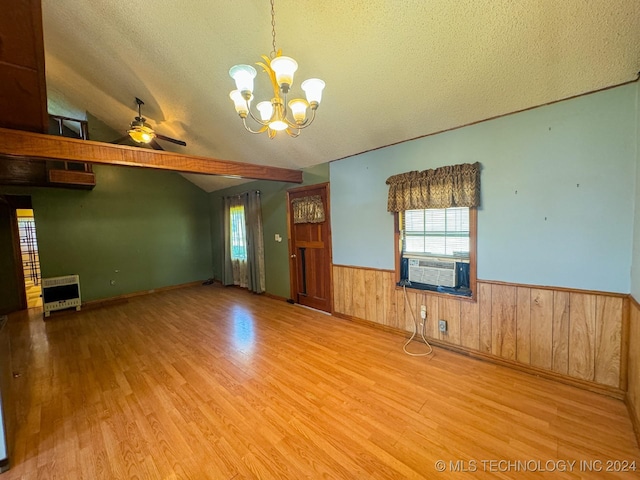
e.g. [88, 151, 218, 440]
[420, 305, 427, 319]
[438, 319, 448, 333]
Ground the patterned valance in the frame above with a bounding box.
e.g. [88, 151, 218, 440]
[386, 162, 481, 212]
[292, 195, 325, 224]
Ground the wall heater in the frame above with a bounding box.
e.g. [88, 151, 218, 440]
[42, 275, 81, 317]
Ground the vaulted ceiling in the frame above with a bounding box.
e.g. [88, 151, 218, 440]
[42, 0, 640, 191]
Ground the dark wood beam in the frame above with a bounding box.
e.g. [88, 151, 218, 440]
[0, 127, 303, 183]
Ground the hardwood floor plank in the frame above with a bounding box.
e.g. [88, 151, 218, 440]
[4, 285, 639, 479]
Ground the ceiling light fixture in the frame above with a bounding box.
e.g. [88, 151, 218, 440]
[228, 0, 325, 139]
[127, 97, 156, 144]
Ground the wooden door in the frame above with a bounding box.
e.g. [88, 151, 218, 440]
[287, 183, 332, 313]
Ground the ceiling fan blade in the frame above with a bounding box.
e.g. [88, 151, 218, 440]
[155, 133, 186, 146]
[149, 139, 165, 151]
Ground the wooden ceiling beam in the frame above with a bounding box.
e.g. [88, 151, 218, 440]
[0, 127, 303, 183]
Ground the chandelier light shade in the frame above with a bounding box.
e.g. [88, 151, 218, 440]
[228, 0, 325, 138]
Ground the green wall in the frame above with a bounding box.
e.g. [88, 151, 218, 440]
[210, 163, 329, 299]
[0, 202, 21, 314]
[1, 164, 213, 302]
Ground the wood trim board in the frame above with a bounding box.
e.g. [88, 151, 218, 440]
[0, 128, 303, 183]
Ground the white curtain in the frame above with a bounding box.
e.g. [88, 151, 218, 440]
[223, 191, 265, 293]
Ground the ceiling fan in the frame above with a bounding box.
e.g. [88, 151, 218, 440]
[112, 97, 186, 150]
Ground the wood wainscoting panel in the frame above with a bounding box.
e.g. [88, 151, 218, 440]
[459, 294, 479, 350]
[382, 270, 397, 328]
[478, 282, 492, 354]
[396, 287, 412, 332]
[530, 288, 554, 370]
[333, 266, 344, 313]
[352, 268, 366, 320]
[438, 296, 461, 344]
[491, 284, 517, 360]
[568, 293, 597, 381]
[628, 298, 640, 447]
[394, 288, 405, 331]
[374, 270, 387, 325]
[552, 291, 571, 375]
[516, 287, 532, 364]
[382, 272, 396, 326]
[407, 289, 421, 332]
[595, 296, 623, 388]
[332, 265, 627, 395]
[391, 288, 403, 331]
[342, 267, 353, 317]
[363, 269, 377, 322]
[425, 292, 440, 339]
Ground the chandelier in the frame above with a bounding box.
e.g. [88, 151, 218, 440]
[228, 0, 325, 139]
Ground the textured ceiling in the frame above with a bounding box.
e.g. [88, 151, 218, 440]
[42, 0, 640, 192]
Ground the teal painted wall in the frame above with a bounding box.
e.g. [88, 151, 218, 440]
[331, 84, 637, 293]
[0, 165, 213, 302]
[632, 82, 640, 300]
[210, 163, 329, 299]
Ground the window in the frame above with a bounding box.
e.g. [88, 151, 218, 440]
[403, 207, 470, 258]
[396, 207, 476, 297]
[230, 205, 247, 261]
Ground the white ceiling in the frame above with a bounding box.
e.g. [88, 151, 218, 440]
[42, 0, 640, 192]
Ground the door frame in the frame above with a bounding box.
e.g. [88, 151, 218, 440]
[286, 182, 333, 312]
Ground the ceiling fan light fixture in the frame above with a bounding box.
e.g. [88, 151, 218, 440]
[115, 98, 186, 149]
[228, 0, 324, 139]
[128, 123, 156, 144]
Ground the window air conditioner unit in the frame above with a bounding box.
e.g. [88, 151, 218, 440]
[42, 275, 81, 317]
[408, 258, 457, 288]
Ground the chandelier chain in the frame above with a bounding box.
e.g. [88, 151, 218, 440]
[270, 0, 277, 58]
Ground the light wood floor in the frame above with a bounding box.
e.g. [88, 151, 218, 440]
[3, 285, 639, 479]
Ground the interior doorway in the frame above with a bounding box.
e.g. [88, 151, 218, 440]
[16, 209, 42, 308]
[287, 183, 333, 313]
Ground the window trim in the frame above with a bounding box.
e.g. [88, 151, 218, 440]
[394, 207, 477, 300]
